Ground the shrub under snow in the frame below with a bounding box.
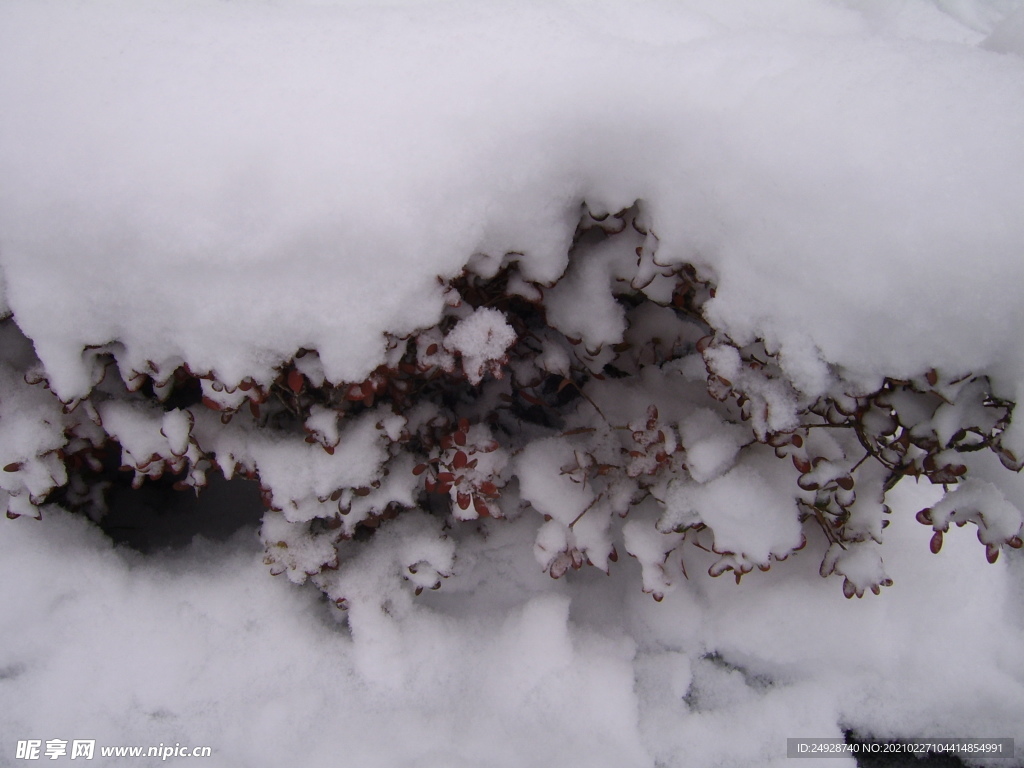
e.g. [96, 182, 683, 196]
[2, 0, 1024, 765]
[1, 201, 1020, 606]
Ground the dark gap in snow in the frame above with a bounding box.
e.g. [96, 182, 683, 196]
[0, 662, 27, 681]
[98, 468, 263, 553]
[142, 369, 203, 412]
[697, 651, 775, 691]
[44, 436, 264, 553]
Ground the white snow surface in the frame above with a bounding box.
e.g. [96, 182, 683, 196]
[3, 0, 1024, 766]
[2, 482, 1023, 767]
[2, 0, 1024, 401]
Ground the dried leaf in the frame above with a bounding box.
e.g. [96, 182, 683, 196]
[520, 390, 545, 407]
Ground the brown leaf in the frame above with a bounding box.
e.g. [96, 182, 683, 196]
[474, 496, 491, 517]
[797, 474, 819, 491]
[520, 390, 545, 407]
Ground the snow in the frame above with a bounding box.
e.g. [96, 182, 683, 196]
[677, 407, 748, 483]
[3, 0, 1024, 402]
[984, 6, 1024, 53]
[2, 0, 1024, 765]
[660, 461, 805, 567]
[2, 482, 1022, 766]
[517, 437, 596, 527]
[443, 307, 517, 386]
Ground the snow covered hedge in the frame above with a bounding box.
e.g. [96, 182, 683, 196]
[1, 197, 1022, 611]
[2, 0, 1024, 615]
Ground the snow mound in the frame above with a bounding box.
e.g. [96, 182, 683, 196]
[2, 0, 1024, 401]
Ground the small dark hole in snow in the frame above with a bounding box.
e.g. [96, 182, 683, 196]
[98, 469, 263, 553]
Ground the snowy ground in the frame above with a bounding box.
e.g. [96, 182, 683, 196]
[2, 0, 1024, 766]
[2, 479, 1022, 767]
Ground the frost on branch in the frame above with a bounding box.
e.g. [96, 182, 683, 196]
[1, 202, 1021, 605]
